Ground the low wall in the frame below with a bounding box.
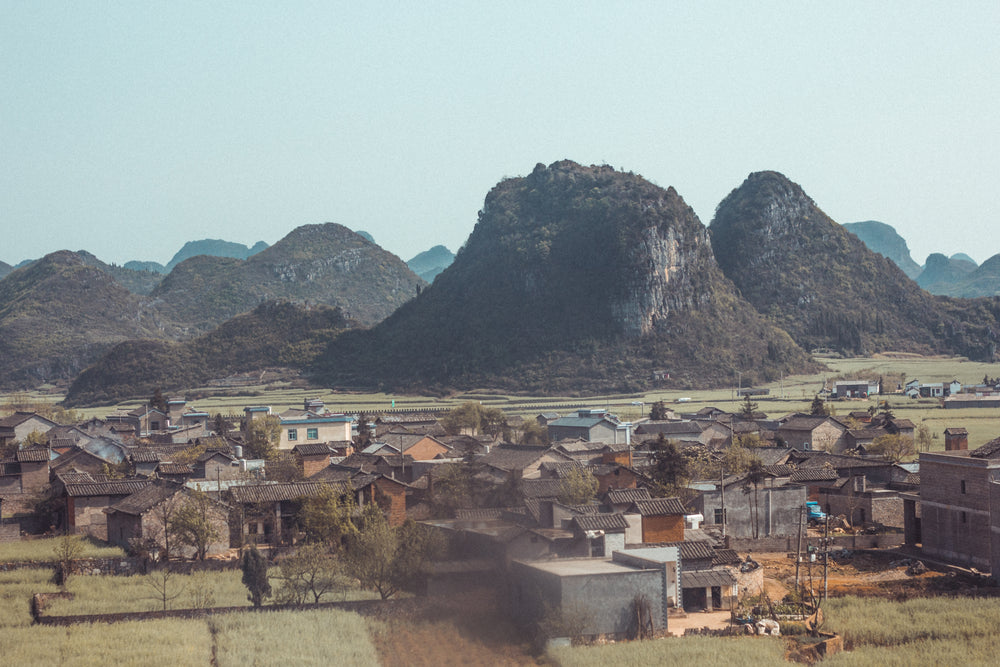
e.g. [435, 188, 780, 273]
[33, 597, 393, 626]
[2, 557, 240, 576]
[0, 523, 19, 543]
[725, 533, 904, 552]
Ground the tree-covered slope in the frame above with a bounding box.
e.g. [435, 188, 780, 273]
[710, 171, 1000, 359]
[0, 252, 180, 388]
[151, 223, 424, 331]
[314, 161, 815, 393]
[65, 301, 351, 406]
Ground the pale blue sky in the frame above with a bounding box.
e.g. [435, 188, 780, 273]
[2, 3, 998, 268]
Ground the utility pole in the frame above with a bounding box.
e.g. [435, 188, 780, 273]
[822, 514, 830, 601]
[795, 505, 804, 591]
[720, 463, 726, 539]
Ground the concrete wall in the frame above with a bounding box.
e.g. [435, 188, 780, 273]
[695, 484, 805, 538]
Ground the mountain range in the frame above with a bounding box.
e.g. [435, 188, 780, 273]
[0, 224, 422, 390]
[7, 160, 1000, 403]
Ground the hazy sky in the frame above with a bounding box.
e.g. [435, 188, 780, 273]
[3, 3, 998, 268]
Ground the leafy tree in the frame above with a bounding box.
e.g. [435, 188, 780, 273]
[649, 400, 669, 421]
[915, 424, 933, 452]
[168, 489, 220, 560]
[809, 395, 828, 416]
[150, 387, 168, 413]
[870, 434, 916, 463]
[213, 413, 231, 436]
[297, 485, 358, 549]
[430, 462, 475, 516]
[355, 412, 374, 449]
[480, 407, 509, 439]
[648, 435, 688, 495]
[347, 506, 439, 600]
[557, 466, 598, 506]
[740, 394, 758, 420]
[517, 418, 548, 445]
[276, 543, 346, 604]
[244, 415, 280, 460]
[241, 545, 272, 607]
[52, 535, 84, 589]
[723, 441, 762, 475]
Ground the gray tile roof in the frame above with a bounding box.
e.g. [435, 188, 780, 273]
[682, 568, 737, 588]
[631, 498, 686, 516]
[228, 481, 349, 504]
[605, 487, 651, 505]
[15, 447, 51, 463]
[65, 480, 150, 497]
[571, 513, 630, 532]
[107, 480, 185, 516]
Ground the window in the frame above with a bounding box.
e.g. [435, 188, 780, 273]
[307, 428, 319, 440]
[288, 429, 297, 441]
[714, 508, 726, 524]
[961, 511, 968, 524]
[961, 480, 967, 494]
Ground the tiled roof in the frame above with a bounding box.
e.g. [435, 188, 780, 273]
[572, 513, 630, 532]
[971, 437, 1000, 459]
[108, 480, 184, 515]
[631, 497, 686, 516]
[157, 463, 193, 475]
[455, 508, 505, 521]
[64, 480, 150, 497]
[480, 445, 561, 472]
[712, 548, 743, 566]
[128, 449, 161, 463]
[763, 464, 796, 477]
[520, 479, 564, 499]
[778, 416, 830, 431]
[15, 447, 51, 463]
[293, 443, 334, 456]
[605, 487, 651, 505]
[228, 481, 349, 504]
[659, 540, 715, 561]
[682, 568, 736, 588]
[790, 468, 839, 483]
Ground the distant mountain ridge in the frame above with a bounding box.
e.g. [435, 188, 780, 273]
[842, 220, 922, 279]
[150, 223, 424, 331]
[407, 245, 455, 282]
[0, 225, 423, 389]
[123, 238, 269, 274]
[314, 160, 815, 393]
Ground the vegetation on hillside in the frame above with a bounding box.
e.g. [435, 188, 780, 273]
[314, 161, 817, 394]
[710, 171, 1000, 361]
[64, 301, 350, 406]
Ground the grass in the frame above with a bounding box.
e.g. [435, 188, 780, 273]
[0, 568, 379, 666]
[45, 567, 379, 615]
[548, 636, 787, 666]
[820, 595, 1000, 666]
[211, 608, 379, 666]
[0, 536, 125, 563]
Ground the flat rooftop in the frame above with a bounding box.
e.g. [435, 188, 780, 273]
[517, 557, 655, 577]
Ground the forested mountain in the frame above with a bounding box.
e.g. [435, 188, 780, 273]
[710, 172, 1000, 359]
[151, 223, 424, 331]
[842, 220, 922, 279]
[0, 261, 12, 280]
[64, 302, 350, 406]
[313, 161, 815, 393]
[0, 252, 182, 388]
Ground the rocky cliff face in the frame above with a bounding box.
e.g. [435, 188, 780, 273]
[315, 161, 814, 393]
[710, 171, 1000, 359]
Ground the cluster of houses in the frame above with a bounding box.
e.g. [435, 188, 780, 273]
[0, 394, 995, 638]
[831, 376, 1000, 409]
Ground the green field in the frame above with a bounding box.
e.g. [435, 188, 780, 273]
[5, 354, 1000, 449]
[0, 564, 379, 666]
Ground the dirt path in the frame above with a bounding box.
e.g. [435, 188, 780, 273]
[360, 591, 544, 666]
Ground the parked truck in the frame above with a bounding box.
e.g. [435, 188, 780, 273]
[806, 501, 827, 525]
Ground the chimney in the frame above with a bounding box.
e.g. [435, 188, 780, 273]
[944, 428, 968, 451]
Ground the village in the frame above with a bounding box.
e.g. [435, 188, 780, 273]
[3, 372, 1000, 664]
